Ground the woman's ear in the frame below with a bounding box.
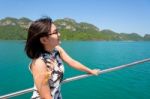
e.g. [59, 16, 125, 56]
[40, 37, 48, 44]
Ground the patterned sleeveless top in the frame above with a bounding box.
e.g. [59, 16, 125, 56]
[30, 49, 64, 99]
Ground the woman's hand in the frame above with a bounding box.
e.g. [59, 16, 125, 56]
[89, 69, 101, 76]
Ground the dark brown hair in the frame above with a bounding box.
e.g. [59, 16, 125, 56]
[25, 17, 52, 59]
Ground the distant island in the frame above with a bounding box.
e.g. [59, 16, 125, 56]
[0, 17, 150, 41]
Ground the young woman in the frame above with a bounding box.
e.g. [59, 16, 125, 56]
[25, 17, 100, 99]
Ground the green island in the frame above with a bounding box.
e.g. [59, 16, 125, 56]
[0, 17, 150, 41]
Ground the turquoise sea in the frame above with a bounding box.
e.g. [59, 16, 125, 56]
[0, 41, 150, 99]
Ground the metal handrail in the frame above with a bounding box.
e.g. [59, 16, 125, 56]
[0, 58, 150, 99]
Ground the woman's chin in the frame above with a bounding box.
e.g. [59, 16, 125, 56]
[57, 40, 61, 44]
[55, 41, 61, 46]
[59, 41, 61, 44]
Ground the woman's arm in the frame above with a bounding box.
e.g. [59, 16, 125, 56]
[56, 46, 100, 75]
[31, 58, 52, 99]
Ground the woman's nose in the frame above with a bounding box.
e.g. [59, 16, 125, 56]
[57, 32, 60, 37]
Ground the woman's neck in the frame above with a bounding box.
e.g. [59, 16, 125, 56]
[44, 46, 55, 53]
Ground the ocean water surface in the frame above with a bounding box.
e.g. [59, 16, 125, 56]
[0, 40, 150, 99]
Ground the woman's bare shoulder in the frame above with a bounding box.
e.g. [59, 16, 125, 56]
[31, 57, 46, 71]
[55, 45, 62, 50]
[55, 45, 64, 53]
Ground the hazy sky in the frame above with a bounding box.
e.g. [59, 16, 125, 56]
[0, 0, 149, 36]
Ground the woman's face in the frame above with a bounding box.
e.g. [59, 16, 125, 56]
[41, 24, 60, 48]
[48, 24, 60, 46]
